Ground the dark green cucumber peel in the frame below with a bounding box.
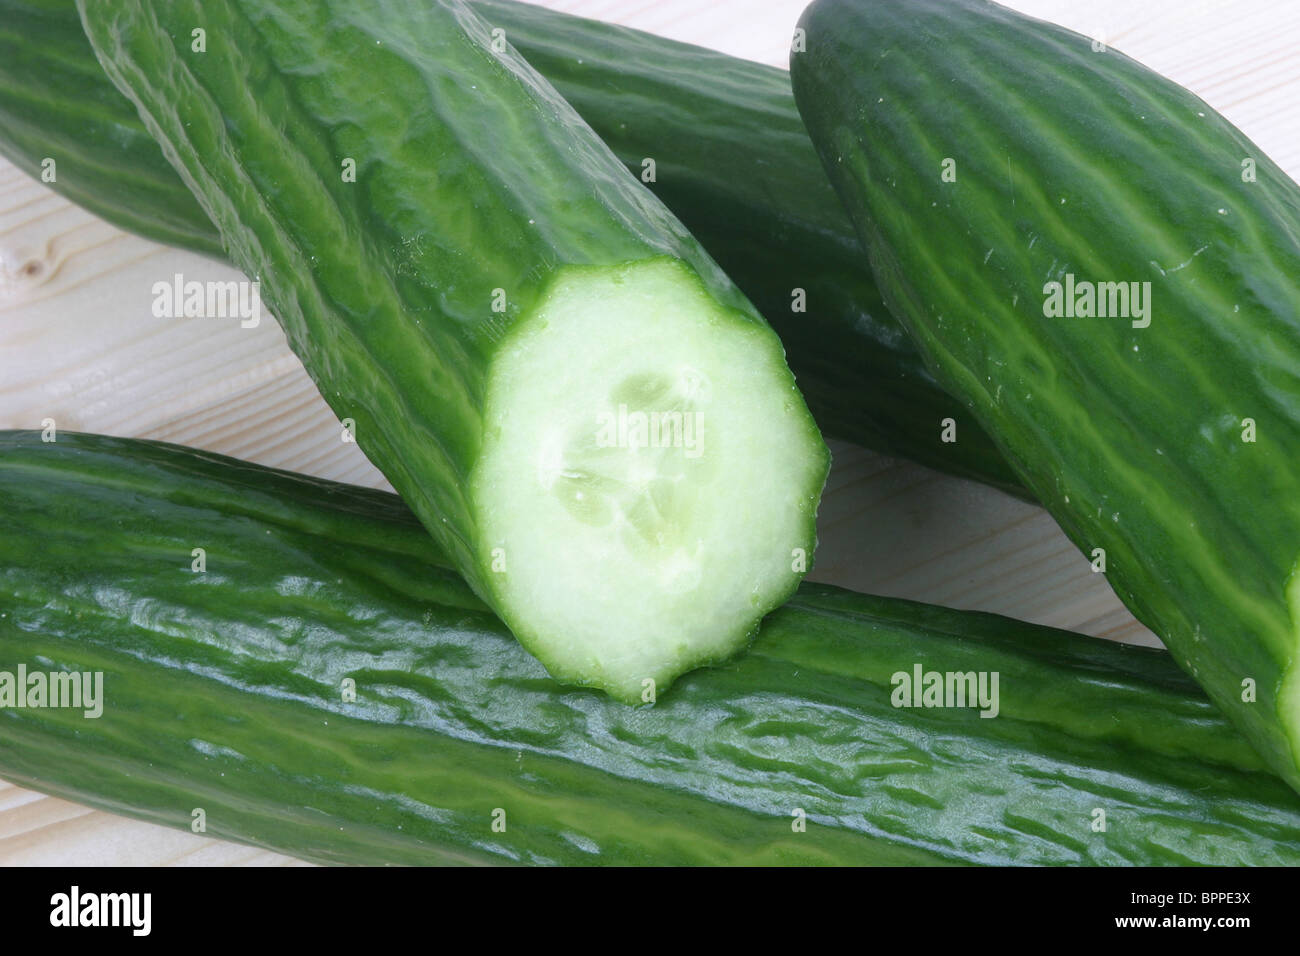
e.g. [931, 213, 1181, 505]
[792, 0, 1300, 788]
[0, 0, 1022, 496]
[78, 0, 829, 702]
[3, 432, 1299, 865]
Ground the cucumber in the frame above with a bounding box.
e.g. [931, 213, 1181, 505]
[792, 0, 1300, 789]
[0, 0, 1022, 495]
[77, 0, 829, 702]
[4, 431, 1299, 866]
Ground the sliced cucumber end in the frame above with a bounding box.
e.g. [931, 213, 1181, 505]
[472, 258, 828, 702]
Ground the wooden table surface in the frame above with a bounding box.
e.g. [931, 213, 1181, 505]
[1, 0, 1296, 865]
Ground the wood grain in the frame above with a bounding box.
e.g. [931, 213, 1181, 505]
[0, 0, 1294, 865]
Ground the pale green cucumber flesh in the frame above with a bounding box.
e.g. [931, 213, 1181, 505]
[475, 259, 825, 701]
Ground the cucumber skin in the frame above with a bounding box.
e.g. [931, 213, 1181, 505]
[78, 0, 827, 701]
[792, 0, 1300, 789]
[3, 432, 1300, 866]
[0, 0, 1021, 496]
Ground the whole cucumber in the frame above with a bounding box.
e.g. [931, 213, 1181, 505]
[2, 430, 1297, 865]
[792, 0, 1300, 789]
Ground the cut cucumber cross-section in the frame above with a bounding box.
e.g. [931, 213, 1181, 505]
[79, 0, 829, 701]
[476, 259, 824, 699]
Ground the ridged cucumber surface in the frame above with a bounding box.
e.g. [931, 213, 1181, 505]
[2, 431, 1299, 865]
[792, 0, 1300, 788]
[78, 0, 829, 702]
[0, 0, 1021, 494]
